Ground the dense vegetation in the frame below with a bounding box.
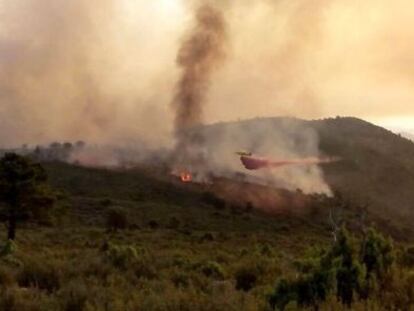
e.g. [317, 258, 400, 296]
[0, 156, 330, 310]
[270, 227, 414, 310]
[0, 154, 57, 240]
[0, 117, 414, 310]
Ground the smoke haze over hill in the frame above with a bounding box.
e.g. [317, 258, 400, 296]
[0, 0, 414, 147]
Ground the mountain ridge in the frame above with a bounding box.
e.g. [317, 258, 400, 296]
[202, 116, 414, 235]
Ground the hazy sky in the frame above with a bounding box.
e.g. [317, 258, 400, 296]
[0, 0, 414, 147]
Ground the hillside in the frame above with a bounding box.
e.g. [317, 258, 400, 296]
[41, 161, 333, 236]
[2, 116, 413, 237]
[1, 117, 414, 310]
[199, 117, 414, 237]
[314, 117, 414, 235]
[2, 116, 413, 238]
[400, 131, 414, 141]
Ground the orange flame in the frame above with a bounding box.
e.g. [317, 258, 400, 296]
[180, 172, 192, 183]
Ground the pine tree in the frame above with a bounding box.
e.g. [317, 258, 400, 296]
[0, 153, 56, 240]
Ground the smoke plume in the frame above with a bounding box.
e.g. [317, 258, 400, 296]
[1, 0, 414, 146]
[171, 2, 228, 177]
[1, 0, 414, 194]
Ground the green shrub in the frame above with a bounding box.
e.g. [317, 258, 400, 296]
[167, 216, 181, 230]
[200, 261, 226, 280]
[362, 228, 395, 280]
[235, 266, 257, 292]
[200, 232, 215, 242]
[269, 279, 295, 311]
[0, 287, 57, 311]
[268, 227, 404, 310]
[80, 255, 112, 280]
[148, 220, 159, 229]
[133, 259, 158, 280]
[106, 207, 128, 231]
[258, 243, 274, 257]
[59, 280, 89, 311]
[215, 251, 232, 264]
[240, 248, 249, 257]
[17, 258, 61, 293]
[0, 255, 23, 268]
[104, 243, 140, 270]
[0, 266, 14, 287]
[400, 245, 414, 268]
[0, 240, 17, 257]
[170, 255, 191, 268]
[171, 271, 191, 288]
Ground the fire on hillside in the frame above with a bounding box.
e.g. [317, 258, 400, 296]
[180, 171, 193, 183]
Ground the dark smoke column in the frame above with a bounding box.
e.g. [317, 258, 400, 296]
[171, 2, 228, 178]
